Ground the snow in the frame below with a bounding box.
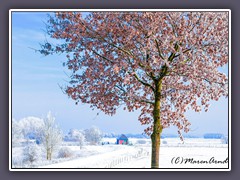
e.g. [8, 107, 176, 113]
[39, 145, 140, 168]
[12, 138, 229, 169]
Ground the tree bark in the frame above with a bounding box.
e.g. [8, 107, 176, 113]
[151, 80, 162, 168]
[47, 148, 51, 160]
[151, 128, 161, 168]
[47, 151, 49, 160]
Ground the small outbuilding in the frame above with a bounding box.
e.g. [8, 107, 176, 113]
[116, 134, 129, 145]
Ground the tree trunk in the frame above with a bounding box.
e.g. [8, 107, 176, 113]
[151, 129, 161, 168]
[47, 149, 51, 160]
[47, 151, 49, 160]
[151, 80, 162, 168]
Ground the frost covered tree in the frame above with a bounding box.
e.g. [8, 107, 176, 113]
[18, 116, 44, 141]
[42, 111, 62, 160]
[84, 126, 102, 145]
[39, 12, 229, 168]
[67, 129, 85, 148]
[76, 130, 85, 149]
[12, 118, 23, 146]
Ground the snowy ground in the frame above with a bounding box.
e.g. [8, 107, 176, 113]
[12, 138, 229, 169]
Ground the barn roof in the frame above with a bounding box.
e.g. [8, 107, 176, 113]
[117, 134, 128, 140]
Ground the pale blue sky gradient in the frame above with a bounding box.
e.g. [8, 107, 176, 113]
[11, 12, 229, 136]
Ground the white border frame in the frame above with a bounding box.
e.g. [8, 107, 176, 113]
[9, 9, 231, 171]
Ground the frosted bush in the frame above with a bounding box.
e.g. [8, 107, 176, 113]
[12, 156, 24, 168]
[58, 147, 75, 158]
[23, 143, 42, 167]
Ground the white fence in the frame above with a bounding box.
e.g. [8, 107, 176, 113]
[105, 148, 150, 168]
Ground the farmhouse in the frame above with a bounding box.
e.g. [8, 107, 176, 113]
[116, 134, 129, 145]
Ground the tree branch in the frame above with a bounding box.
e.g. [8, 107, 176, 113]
[91, 49, 114, 64]
[154, 39, 165, 60]
[173, 48, 191, 58]
[114, 85, 154, 105]
[169, 70, 227, 87]
[188, 13, 203, 34]
[133, 73, 155, 92]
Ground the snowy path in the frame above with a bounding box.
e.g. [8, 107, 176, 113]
[114, 156, 150, 168]
[22, 138, 229, 169]
[38, 145, 228, 169]
[39, 145, 143, 168]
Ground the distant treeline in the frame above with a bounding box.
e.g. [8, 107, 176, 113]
[103, 133, 227, 139]
[102, 133, 149, 139]
[102, 133, 199, 139]
[203, 133, 226, 139]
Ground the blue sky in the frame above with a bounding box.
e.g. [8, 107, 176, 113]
[11, 12, 229, 136]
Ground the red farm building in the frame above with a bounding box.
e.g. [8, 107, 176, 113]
[116, 134, 129, 145]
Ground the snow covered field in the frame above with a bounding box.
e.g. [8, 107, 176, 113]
[12, 138, 228, 169]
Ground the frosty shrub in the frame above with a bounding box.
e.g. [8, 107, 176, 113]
[137, 139, 147, 144]
[12, 156, 24, 168]
[58, 147, 74, 158]
[23, 143, 42, 166]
